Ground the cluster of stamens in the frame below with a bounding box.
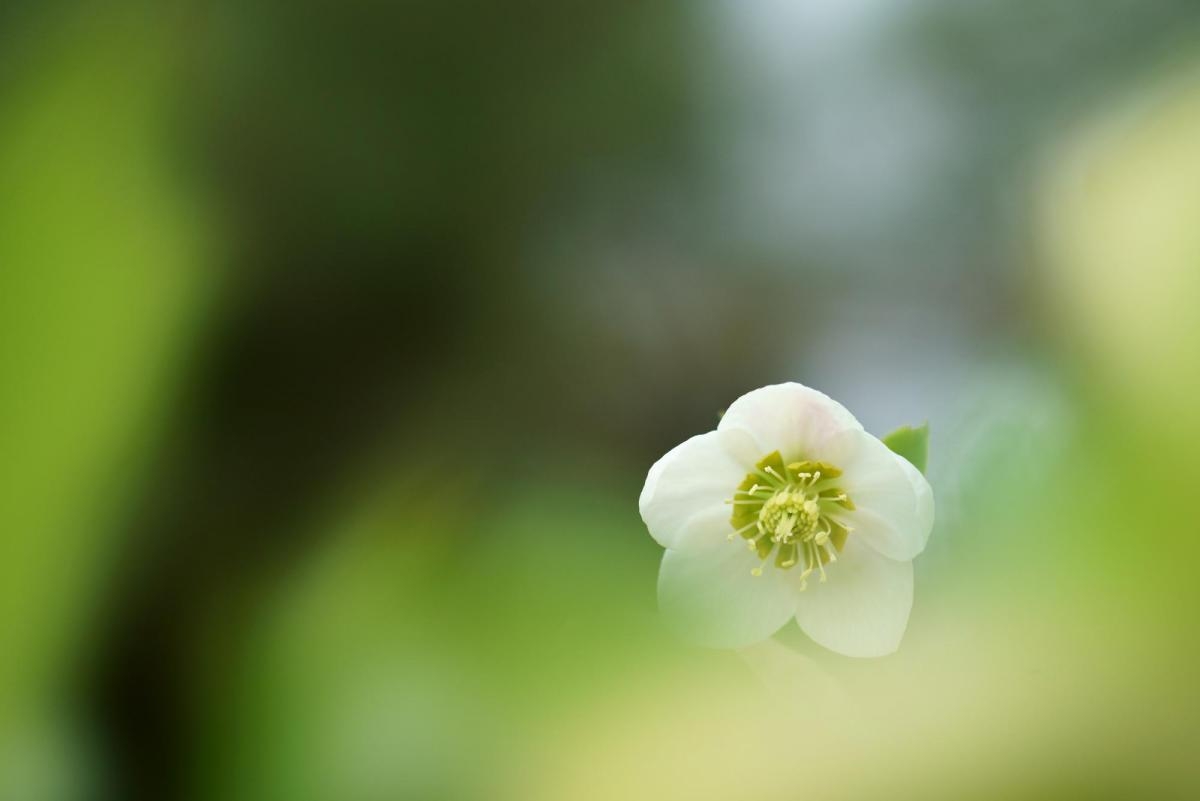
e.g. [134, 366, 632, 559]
[725, 452, 855, 589]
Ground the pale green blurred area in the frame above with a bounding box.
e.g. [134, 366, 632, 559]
[0, 7, 211, 799]
[3, 2, 1200, 800]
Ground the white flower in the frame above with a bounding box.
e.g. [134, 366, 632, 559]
[640, 383, 934, 657]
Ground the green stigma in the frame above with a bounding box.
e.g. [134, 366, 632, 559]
[727, 451, 855, 588]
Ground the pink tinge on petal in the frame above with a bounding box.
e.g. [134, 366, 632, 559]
[718, 383, 864, 461]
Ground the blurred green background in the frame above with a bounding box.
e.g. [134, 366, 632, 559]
[3, 1, 1200, 799]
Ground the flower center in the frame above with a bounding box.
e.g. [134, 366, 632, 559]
[727, 451, 855, 589]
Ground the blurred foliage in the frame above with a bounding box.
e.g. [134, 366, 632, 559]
[3, 0, 1200, 800]
[193, 470, 666, 801]
[0, 7, 210, 799]
[1039, 60, 1200, 456]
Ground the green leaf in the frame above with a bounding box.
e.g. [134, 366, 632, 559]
[882, 423, 929, 474]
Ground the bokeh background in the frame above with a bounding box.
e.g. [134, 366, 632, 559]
[4, 1, 1200, 799]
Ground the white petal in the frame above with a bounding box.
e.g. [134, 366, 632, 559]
[639, 428, 757, 552]
[717, 383, 863, 461]
[658, 544, 799, 649]
[896, 450, 935, 543]
[793, 536, 913, 658]
[818, 428, 932, 561]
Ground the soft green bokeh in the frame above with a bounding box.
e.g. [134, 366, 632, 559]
[4, 2, 1200, 800]
[0, 8, 210, 798]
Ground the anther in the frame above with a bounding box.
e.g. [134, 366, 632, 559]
[728, 455, 854, 580]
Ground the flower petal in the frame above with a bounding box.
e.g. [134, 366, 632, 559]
[639, 427, 757, 552]
[658, 544, 799, 649]
[818, 428, 932, 561]
[793, 536, 913, 657]
[718, 383, 863, 460]
[895, 450, 935, 542]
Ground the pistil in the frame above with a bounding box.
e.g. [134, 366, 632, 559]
[726, 451, 854, 586]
